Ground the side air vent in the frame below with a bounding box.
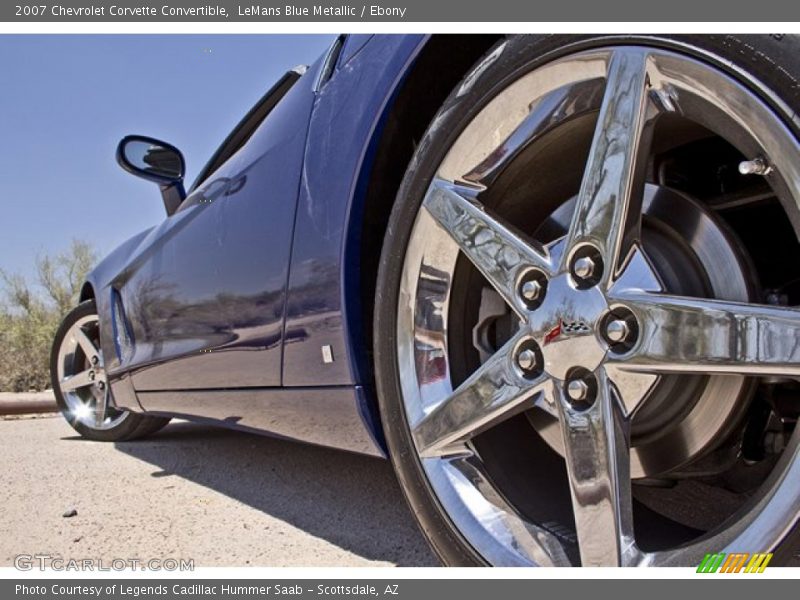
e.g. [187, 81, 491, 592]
[111, 290, 135, 364]
[314, 34, 345, 92]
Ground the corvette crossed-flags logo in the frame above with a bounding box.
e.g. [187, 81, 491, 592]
[543, 319, 591, 346]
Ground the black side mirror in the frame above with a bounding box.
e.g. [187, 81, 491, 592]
[117, 135, 186, 215]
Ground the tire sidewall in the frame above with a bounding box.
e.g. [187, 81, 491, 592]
[374, 34, 800, 566]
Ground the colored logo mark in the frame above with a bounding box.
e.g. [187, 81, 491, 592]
[696, 552, 773, 573]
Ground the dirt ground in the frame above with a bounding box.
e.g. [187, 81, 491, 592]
[0, 415, 436, 567]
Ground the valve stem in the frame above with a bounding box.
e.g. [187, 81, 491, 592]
[738, 158, 772, 176]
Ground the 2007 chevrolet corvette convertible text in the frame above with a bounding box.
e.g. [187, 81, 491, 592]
[51, 34, 800, 566]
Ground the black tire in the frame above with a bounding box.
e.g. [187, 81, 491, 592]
[50, 300, 170, 442]
[374, 34, 800, 566]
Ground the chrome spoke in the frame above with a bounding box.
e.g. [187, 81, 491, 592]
[72, 325, 98, 362]
[93, 385, 108, 427]
[555, 369, 638, 566]
[610, 291, 800, 377]
[413, 331, 547, 457]
[60, 369, 96, 392]
[433, 452, 573, 566]
[463, 78, 605, 186]
[423, 178, 554, 316]
[562, 48, 655, 286]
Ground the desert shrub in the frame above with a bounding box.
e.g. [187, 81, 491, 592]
[0, 240, 96, 392]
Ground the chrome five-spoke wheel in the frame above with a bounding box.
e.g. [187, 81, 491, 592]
[51, 300, 169, 441]
[55, 313, 127, 430]
[377, 38, 800, 566]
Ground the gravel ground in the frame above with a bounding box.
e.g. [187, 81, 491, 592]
[3, 413, 796, 568]
[0, 416, 437, 567]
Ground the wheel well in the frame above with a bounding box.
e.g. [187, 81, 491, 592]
[355, 34, 502, 396]
[79, 282, 95, 303]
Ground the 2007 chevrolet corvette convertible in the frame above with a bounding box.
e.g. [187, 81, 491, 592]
[51, 34, 800, 566]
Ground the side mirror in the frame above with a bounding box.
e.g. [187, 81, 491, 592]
[117, 135, 186, 215]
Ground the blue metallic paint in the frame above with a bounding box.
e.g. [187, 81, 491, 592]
[86, 227, 154, 375]
[282, 35, 425, 388]
[138, 386, 383, 457]
[126, 63, 319, 391]
[86, 35, 428, 456]
[337, 34, 374, 67]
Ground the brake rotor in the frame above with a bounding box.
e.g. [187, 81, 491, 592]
[515, 184, 756, 478]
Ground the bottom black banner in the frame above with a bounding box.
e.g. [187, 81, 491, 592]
[2, 579, 790, 600]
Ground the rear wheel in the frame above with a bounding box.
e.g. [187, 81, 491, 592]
[375, 35, 800, 566]
[50, 300, 170, 441]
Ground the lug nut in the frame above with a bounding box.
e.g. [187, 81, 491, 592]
[518, 270, 547, 309]
[738, 158, 772, 176]
[520, 280, 543, 303]
[603, 308, 639, 350]
[88, 371, 95, 381]
[570, 246, 604, 289]
[96, 381, 105, 391]
[91, 355, 99, 365]
[517, 348, 538, 372]
[514, 341, 543, 379]
[573, 256, 596, 279]
[566, 379, 590, 402]
[563, 369, 597, 409]
[605, 318, 630, 343]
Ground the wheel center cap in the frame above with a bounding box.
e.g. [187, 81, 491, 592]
[529, 274, 608, 380]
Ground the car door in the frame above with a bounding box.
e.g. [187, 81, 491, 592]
[110, 67, 317, 391]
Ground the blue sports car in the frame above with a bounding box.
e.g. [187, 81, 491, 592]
[51, 34, 800, 567]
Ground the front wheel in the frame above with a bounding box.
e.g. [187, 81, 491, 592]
[375, 35, 800, 566]
[50, 300, 170, 442]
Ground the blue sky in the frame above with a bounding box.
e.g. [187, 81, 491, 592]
[0, 34, 334, 279]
